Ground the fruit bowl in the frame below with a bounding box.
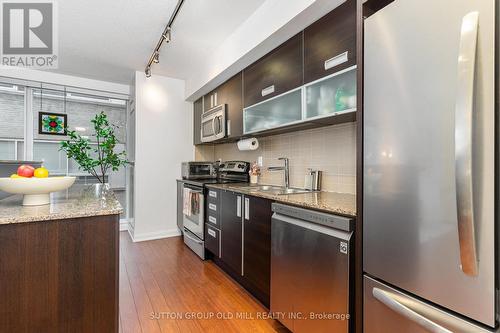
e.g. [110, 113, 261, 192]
[0, 176, 76, 206]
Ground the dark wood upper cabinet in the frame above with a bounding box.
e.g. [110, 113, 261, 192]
[203, 91, 215, 112]
[243, 33, 303, 108]
[193, 97, 203, 145]
[220, 191, 242, 275]
[201, 73, 243, 141]
[243, 196, 272, 307]
[217, 73, 243, 140]
[303, 0, 356, 84]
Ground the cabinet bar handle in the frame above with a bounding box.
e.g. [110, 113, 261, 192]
[324, 51, 348, 71]
[244, 198, 250, 220]
[207, 228, 216, 238]
[208, 216, 217, 224]
[209, 191, 217, 198]
[209, 203, 217, 211]
[236, 196, 242, 217]
[261, 85, 275, 97]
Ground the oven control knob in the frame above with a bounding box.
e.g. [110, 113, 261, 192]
[219, 164, 225, 169]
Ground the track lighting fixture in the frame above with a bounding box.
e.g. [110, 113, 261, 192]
[144, 0, 184, 78]
[163, 28, 171, 43]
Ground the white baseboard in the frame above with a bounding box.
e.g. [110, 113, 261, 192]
[119, 219, 129, 231]
[130, 228, 182, 242]
[127, 221, 135, 240]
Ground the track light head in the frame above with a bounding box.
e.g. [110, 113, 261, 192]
[153, 52, 160, 64]
[145, 67, 152, 78]
[163, 27, 171, 43]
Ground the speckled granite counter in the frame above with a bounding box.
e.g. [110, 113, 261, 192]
[205, 183, 356, 217]
[0, 184, 123, 224]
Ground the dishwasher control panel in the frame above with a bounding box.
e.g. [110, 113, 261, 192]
[271, 203, 353, 232]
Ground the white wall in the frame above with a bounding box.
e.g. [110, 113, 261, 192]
[132, 71, 193, 241]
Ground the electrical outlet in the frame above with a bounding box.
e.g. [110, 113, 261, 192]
[257, 156, 263, 167]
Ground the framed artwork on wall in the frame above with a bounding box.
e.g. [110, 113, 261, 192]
[39, 112, 67, 136]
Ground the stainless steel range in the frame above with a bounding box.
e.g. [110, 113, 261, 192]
[182, 161, 249, 259]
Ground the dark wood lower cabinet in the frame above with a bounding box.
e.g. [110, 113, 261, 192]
[243, 196, 272, 307]
[0, 215, 119, 333]
[213, 190, 273, 308]
[205, 224, 221, 257]
[220, 190, 242, 276]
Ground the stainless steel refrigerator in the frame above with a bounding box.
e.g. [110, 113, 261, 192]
[363, 0, 497, 332]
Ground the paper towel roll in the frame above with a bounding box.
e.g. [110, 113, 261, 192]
[237, 138, 259, 151]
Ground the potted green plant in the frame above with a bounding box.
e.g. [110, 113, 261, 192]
[60, 112, 128, 185]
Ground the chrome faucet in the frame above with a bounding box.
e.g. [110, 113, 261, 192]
[268, 157, 289, 188]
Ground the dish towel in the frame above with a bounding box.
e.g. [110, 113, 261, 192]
[191, 192, 200, 216]
[183, 188, 192, 216]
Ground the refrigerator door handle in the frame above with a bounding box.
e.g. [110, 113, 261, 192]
[372, 288, 452, 333]
[454, 11, 479, 277]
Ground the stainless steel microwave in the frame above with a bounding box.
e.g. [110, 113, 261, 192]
[201, 104, 226, 142]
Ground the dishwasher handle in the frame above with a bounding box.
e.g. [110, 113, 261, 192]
[272, 212, 352, 242]
[271, 203, 353, 232]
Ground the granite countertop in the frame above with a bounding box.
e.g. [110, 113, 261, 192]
[205, 183, 356, 217]
[0, 184, 123, 225]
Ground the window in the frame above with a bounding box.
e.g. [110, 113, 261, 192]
[0, 78, 129, 219]
[0, 84, 24, 159]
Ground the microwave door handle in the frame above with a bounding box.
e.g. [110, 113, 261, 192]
[211, 117, 217, 137]
[216, 116, 222, 134]
[454, 11, 479, 277]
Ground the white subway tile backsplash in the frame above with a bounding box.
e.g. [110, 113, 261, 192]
[194, 122, 357, 194]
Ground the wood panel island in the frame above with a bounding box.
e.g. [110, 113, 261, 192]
[0, 184, 122, 333]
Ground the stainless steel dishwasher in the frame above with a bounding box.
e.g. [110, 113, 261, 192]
[271, 203, 354, 333]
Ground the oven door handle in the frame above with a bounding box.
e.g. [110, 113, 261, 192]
[184, 232, 203, 244]
[185, 190, 203, 194]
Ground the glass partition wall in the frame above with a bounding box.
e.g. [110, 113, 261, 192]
[0, 79, 130, 220]
[0, 84, 25, 159]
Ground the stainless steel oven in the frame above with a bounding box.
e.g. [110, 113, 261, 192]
[201, 104, 226, 142]
[182, 183, 205, 259]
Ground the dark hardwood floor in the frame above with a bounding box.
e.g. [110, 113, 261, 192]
[119, 232, 288, 333]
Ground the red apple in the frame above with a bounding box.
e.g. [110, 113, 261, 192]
[17, 164, 35, 178]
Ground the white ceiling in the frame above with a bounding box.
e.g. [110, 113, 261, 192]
[53, 0, 267, 84]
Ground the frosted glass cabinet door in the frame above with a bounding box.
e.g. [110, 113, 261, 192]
[243, 89, 302, 134]
[305, 67, 356, 119]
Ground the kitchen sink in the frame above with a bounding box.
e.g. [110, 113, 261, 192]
[237, 185, 316, 195]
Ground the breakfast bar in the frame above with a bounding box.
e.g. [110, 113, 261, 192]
[0, 184, 122, 332]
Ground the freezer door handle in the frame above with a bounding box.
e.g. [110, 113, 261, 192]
[454, 11, 479, 277]
[372, 288, 452, 333]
